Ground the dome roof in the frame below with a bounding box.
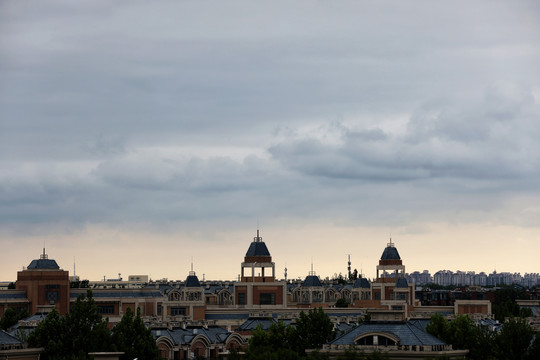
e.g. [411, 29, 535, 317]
[381, 245, 401, 260]
[27, 249, 60, 270]
[303, 275, 322, 287]
[27, 259, 60, 270]
[185, 273, 201, 287]
[245, 241, 270, 257]
[353, 277, 371, 289]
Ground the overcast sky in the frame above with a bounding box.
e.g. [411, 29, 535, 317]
[1, 0, 540, 282]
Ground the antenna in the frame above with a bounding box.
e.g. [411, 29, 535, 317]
[190, 257, 195, 275]
[309, 257, 315, 276]
[347, 254, 351, 279]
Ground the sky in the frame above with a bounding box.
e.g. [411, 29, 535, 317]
[1, 0, 540, 283]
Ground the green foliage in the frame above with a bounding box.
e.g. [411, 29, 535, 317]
[335, 298, 349, 308]
[28, 290, 111, 360]
[111, 307, 160, 360]
[0, 308, 19, 330]
[8, 282, 16, 289]
[426, 313, 540, 360]
[295, 308, 336, 355]
[425, 313, 449, 341]
[244, 309, 335, 359]
[492, 285, 530, 322]
[27, 309, 67, 360]
[494, 317, 536, 360]
[0, 307, 30, 330]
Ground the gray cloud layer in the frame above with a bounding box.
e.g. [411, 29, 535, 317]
[1, 0, 540, 233]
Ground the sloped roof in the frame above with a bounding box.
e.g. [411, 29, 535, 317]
[0, 292, 27, 299]
[245, 241, 271, 257]
[70, 290, 163, 298]
[353, 278, 371, 289]
[396, 277, 409, 288]
[0, 329, 23, 346]
[152, 326, 234, 345]
[185, 274, 201, 288]
[236, 317, 277, 331]
[303, 275, 322, 287]
[27, 258, 60, 270]
[331, 321, 446, 346]
[381, 246, 401, 260]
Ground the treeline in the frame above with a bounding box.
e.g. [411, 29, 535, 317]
[26, 290, 159, 360]
[426, 313, 540, 360]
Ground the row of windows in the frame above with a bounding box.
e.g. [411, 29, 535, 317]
[171, 307, 186, 316]
[98, 306, 115, 314]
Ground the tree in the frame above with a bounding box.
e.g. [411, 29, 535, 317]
[246, 322, 300, 360]
[0, 307, 30, 330]
[494, 317, 536, 360]
[425, 313, 449, 342]
[294, 308, 335, 355]
[0, 308, 19, 330]
[63, 290, 111, 358]
[111, 307, 159, 360]
[335, 298, 349, 308]
[28, 290, 111, 359]
[27, 309, 67, 360]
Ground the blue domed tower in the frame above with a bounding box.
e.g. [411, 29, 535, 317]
[235, 230, 286, 307]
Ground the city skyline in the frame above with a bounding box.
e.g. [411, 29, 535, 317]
[1, 1, 540, 281]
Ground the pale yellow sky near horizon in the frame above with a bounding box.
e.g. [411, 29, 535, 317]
[2, 222, 538, 283]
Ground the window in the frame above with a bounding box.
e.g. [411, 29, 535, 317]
[259, 293, 275, 305]
[157, 304, 162, 315]
[171, 307, 186, 316]
[238, 293, 246, 305]
[98, 306, 114, 314]
[45, 291, 59, 302]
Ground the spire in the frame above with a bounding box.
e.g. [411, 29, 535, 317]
[190, 257, 195, 276]
[40, 247, 48, 260]
[253, 229, 262, 242]
[309, 257, 316, 276]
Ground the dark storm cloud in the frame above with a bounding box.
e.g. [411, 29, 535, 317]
[1, 0, 540, 230]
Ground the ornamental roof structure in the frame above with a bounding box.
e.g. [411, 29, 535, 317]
[27, 248, 60, 270]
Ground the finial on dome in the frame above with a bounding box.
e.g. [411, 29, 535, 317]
[254, 229, 262, 242]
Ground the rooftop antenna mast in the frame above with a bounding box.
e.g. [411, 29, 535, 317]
[190, 256, 195, 275]
[347, 254, 351, 279]
[41, 240, 48, 260]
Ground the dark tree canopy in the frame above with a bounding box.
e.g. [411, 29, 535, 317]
[28, 290, 111, 360]
[111, 307, 159, 360]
